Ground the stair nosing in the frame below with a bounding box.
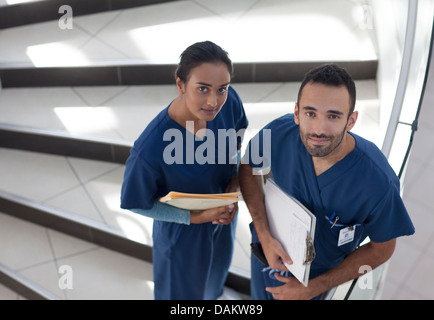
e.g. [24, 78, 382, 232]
[0, 262, 61, 300]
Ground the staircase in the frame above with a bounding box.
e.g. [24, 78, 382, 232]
[0, 0, 379, 299]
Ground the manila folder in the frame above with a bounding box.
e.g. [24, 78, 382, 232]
[159, 191, 240, 211]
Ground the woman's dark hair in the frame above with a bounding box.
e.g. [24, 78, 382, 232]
[297, 64, 356, 114]
[175, 41, 233, 82]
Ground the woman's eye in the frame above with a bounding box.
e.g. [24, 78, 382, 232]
[218, 87, 227, 93]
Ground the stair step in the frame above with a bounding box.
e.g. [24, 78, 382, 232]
[0, 123, 131, 164]
[0, 189, 152, 261]
[0, 210, 154, 299]
[0, 262, 59, 300]
[0, 80, 382, 159]
[0, 0, 378, 79]
[0, 61, 377, 88]
[0, 0, 177, 29]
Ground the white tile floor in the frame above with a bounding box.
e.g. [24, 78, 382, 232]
[0, 0, 431, 300]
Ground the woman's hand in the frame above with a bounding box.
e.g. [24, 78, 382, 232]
[213, 176, 240, 224]
[190, 177, 240, 225]
[190, 204, 236, 224]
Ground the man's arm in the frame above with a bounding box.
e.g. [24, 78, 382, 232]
[267, 238, 396, 300]
[239, 163, 292, 270]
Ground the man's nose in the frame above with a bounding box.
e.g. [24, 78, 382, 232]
[311, 117, 328, 136]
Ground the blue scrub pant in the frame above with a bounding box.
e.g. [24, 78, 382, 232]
[152, 215, 237, 300]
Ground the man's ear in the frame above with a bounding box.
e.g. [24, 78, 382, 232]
[176, 76, 185, 95]
[294, 102, 300, 125]
[346, 110, 358, 131]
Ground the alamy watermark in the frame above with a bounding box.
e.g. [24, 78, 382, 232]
[58, 5, 73, 30]
[162, 121, 270, 174]
[358, 265, 373, 290]
[58, 265, 73, 290]
[359, 4, 374, 30]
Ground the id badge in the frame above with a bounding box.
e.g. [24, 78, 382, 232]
[338, 226, 355, 246]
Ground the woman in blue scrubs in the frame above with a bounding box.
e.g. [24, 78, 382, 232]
[121, 41, 248, 299]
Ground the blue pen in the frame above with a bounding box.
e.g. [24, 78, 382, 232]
[330, 212, 336, 220]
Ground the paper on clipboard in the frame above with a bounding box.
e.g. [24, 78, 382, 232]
[264, 179, 316, 287]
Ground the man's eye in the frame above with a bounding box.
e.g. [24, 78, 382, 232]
[199, 87, 208, 92]
[306, 112, 315, 117]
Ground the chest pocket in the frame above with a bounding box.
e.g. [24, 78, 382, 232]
[323, 214, 365, 250]
[312, 209, 366, 270]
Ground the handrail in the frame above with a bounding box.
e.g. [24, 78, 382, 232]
[381, 0, 418, 158]
[398, 17, 434, 179]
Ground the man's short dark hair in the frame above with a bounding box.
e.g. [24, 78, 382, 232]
[297, 64, 356, 114]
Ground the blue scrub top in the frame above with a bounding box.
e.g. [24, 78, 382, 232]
[245, 113, 415, 276]
[121, 86, 248, 210]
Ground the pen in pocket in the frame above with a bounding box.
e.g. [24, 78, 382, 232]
[327, 212, 341, 229]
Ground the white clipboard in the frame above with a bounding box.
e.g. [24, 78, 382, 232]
[264, 178, 316, 287]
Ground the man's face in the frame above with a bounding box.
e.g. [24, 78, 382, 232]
[294, 82, 357, 159]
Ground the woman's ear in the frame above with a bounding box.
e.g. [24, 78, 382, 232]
[176, 76, 185, 95]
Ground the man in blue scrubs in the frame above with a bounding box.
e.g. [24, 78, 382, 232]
[239, 64, 415, 300]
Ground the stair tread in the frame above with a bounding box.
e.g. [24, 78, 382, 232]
[0, 210, 154, 299]
[0, 0, 377, 69]
[0, 80, 380, 142]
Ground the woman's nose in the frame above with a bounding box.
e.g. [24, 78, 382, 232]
[207, 92, 218, 107]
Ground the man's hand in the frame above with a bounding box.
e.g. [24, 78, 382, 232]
[265, 238, 397, 300]
[261, 236, 292, 271]
[266, 274, 312, 300]
[239, 164, 292, 270]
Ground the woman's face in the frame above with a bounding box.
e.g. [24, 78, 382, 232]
[177, 61, 231, 122]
